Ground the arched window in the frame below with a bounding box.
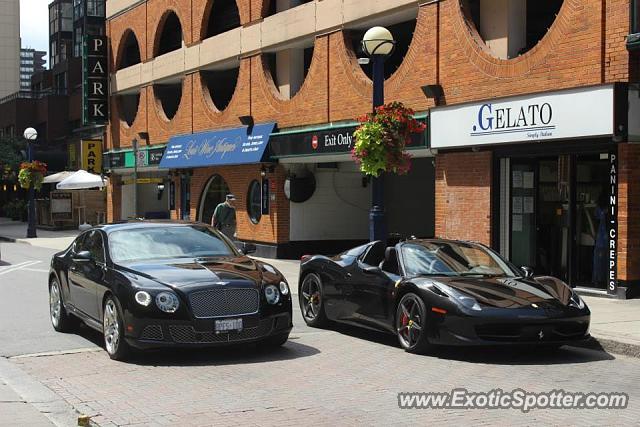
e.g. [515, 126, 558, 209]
[263, 42, 314, 100]
[203, 0, 240, 39]
[117, 92, 140, 126]
[156, 11, 183, 56]
[201, 66, 239, 111]
[154, 79, 183, 121]
[199, 174, 231, 223]
[117, 31, 141, 70]
[461, 0, 563, 59]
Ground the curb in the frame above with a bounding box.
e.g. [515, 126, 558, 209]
[571, 335, 640, 359]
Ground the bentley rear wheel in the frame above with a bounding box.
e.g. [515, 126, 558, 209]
[395, 293, 431, 354]
[299, 273, 328, 327]
[49, 279, 77, 332]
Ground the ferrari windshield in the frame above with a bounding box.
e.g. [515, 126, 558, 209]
[401, 241, 518, 278]
[109, 225, 236, 262]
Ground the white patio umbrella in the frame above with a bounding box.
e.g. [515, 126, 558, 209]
[42, 171, 76, 184]
[56, 170, 107, 190]
[56, 170, 108, 229]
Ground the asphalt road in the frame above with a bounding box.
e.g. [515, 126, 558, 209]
[2, 241, 640, 426]
[0, 242, 96, 358]
[0, 241, 313, 358]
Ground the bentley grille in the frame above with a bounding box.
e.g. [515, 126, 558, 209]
[169, 320, 273, 344]
[189, 288, 260, 318]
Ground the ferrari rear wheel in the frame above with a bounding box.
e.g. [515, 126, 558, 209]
[300, 273, 328, 327]
[396, 293, 431, 354]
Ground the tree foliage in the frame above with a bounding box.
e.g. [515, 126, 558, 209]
[0, 136, 26, 173]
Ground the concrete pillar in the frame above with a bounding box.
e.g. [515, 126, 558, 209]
[275, 0, 305, 99]
[479, 0, 526, 59]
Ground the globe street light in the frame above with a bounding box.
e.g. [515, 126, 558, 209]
[362, 26, 395, 242]
[23, 127, 38, 238]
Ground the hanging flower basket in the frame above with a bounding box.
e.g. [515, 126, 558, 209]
[352, 102, 426, 177]
[18, 160, 47, 191]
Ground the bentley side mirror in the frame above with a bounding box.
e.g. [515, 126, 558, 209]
[240, 243, 257, 255]
[521, 266, 534, 279]
[363, 266, 382, 275]
[73, 250, 93, 262]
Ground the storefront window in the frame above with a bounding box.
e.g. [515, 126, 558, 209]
[247, 180, 261, 224]
[499, 151, 612, 289]
[633, 0, 640, 33]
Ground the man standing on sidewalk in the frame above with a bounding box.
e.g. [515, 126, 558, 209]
[211, 194, 237, 241]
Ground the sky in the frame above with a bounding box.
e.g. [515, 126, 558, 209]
[20, 0, 51, 64]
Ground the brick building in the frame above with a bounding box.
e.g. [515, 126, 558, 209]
[106, 0, 640, 297]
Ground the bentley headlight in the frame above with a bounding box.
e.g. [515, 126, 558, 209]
[279, 281, 290, 296]
[569, 291, 585, 309]
[265, 285, 280, 305]
[134, 291, 152, 307]
[155, 292, 180, 313]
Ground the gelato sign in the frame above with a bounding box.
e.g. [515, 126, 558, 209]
[431, 85, 615, 148]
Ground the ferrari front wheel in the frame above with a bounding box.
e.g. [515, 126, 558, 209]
[395, 293, 431, 354]
[299, 273, 328, 327]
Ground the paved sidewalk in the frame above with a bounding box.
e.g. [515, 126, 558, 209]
[2, 219, 639, 358]
[0, 380, 54, 427]
[0, 219, 77, 251]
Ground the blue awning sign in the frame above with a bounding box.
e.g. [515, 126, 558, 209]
[159, 122, 276, 169]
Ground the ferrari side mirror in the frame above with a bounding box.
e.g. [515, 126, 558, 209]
[240, 243, 257, 255]
[521, 266, 534, 279]
[363, 266, 382, 275]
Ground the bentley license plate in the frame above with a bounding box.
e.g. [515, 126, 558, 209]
[215, 318, 243, 332]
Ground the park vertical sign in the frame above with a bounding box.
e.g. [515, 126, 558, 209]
[83, 35, 108, 125]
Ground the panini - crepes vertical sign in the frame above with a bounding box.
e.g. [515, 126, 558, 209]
[83, 35, 108, 125]
[81, 140, 103, 174]
[608, 152, 618, 295]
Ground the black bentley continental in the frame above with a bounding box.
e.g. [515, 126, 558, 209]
[299, 239, 590, 353]
[48, 221, 292, 360]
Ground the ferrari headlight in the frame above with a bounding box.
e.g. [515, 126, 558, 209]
[265, 285, 280, 305]
[155, 292, 180, 313]
[279, 281, 289, 296]
[134, 291, 152, 306]
[569, 292, 585, 309]
[434, 283, 482, 311]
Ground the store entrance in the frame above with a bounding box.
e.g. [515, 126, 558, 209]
[502, 153, 611, 288]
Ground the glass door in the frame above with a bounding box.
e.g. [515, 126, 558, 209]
[573, 154, 610, 289]
[509, 161, 537, 269]
[501, 152, 612, 287]
[536, 156, 571, 283]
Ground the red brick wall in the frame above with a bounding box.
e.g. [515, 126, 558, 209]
[617, 143, 640, 283]
[189, 164, 289, 244]
[106, 0, 634, 249]
[435, 151, 492, 245]
[107, 0, 633, 152]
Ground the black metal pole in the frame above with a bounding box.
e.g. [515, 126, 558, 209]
[26, 142, 37, 238]
[369, 55, 386, 243]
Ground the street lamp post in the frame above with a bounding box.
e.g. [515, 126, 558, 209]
[23, 127, 38, 238]
[362, 26, 395, 243]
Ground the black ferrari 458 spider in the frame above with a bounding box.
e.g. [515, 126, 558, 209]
[48, 221, 292, 360]
[299, 239, 590, 353]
